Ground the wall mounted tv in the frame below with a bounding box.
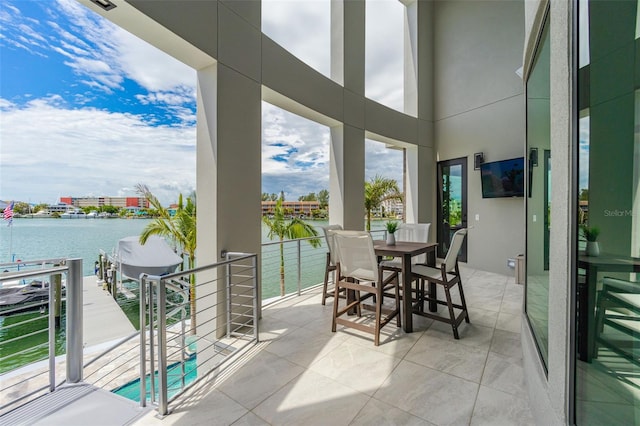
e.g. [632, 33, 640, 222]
[480, 157, 525, 198]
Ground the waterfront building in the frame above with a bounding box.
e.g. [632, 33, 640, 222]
[6, 1, 636, 424]
[59, 196, 149, 209]
[261, 200, 321, 217]
[46, 203, 75, 214]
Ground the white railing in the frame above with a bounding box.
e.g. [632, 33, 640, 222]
[138, 252, 259, 416]
[260, 228, 386, 302]
[0, 259, 83, 416]
[0, 227, 387, 418]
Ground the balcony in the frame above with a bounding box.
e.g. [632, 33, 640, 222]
[132, 265, 532, 425]
[1, 253, 531, 425]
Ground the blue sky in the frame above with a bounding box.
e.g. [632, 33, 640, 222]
[1, 0, 404, 206]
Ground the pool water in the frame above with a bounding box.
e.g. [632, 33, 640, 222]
[112, 354, 197, 402]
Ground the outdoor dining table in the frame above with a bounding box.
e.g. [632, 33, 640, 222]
[373, 240, 438, 333]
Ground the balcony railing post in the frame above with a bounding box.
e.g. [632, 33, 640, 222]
[66, 258, 83, 384]
[297, 240, 301, 296]
[252, 255, 259, 342]
[149, 279, 156, 405]
[226, 252, 231, 338]
[156, 276, 168, 416]
[48, 271, 55, 392]
[139, 274, 147, 407]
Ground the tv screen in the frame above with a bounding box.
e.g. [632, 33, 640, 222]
[480, 157, 525, 198]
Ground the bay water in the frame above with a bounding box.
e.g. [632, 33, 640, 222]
[0, 217, 385, 373]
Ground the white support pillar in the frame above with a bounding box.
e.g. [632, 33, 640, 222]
[405, 145, 419, 223]
[330, 0, 344, 85]
[330, 125, 365, 230]
[403, 0, 418, 117]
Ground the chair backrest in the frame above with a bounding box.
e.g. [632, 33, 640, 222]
[322, 224, 343, 265]
[397, 223, 431, 263]
[443, 228, 467, 273]
[333, 230, 378, 283]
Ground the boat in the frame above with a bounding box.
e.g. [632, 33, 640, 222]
[114, 236, 183, 280]
[86, 211, 98, 218]
[60, 209, 86, 219]
[0, 280, 62, 314]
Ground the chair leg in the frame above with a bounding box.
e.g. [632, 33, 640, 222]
[418, 279, 426, 313]
[444, 286, 459, 339]
[395, 276, 402, 328]
[374, 287, 382, 346]
[322, 253, 331, 305]
[457, 281, 470, 323]
[331, 281, 340, 332]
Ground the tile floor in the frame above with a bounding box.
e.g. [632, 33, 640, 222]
[136, 266, 534, 426]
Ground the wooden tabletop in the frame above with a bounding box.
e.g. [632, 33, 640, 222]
[373, 241, 437, 257]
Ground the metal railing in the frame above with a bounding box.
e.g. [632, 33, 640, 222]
[0, 259, 83, 416]
[260, 229, 386, 302]
[0, 227, 386, 418]
[138, 252, 259, 416]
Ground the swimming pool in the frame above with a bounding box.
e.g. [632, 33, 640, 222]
[112, 354, 197, 402]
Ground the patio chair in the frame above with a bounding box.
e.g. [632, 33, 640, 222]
[331, 230, 401, 345]
[594, 277, 640, 366]
[412, 228, 469, 339]
[321, 224, 343, 305]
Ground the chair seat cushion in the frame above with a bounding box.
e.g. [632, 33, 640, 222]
[348, 268, 397, 284]
[380, 259, 402, 269]
[609, 292, 640, 308]
[603, 278, 640, 294]
[412, 264, 456, 281]
[607, 317, 640, 333]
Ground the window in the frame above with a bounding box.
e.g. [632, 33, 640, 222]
[574, 1, 640, 423]
[525, 13, 550, 370]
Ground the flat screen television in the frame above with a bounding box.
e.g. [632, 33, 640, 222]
[480, 157, 525, 198]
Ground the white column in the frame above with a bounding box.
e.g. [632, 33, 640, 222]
[330, 125, 365, 229]
[403, 0, 418, 117]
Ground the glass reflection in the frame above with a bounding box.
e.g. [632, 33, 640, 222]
[575, 1, 640, 424]
[525, 15, 551, 370]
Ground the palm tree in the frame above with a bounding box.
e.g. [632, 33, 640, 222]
[262, 197, 322, 296]
[136, 184, 198, 334]
[364, 175, 403, 231]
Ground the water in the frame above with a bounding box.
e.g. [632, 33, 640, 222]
[0, 217, 386, 278]
[112, 354, 197, 402]
[0, 217, 387, 373]
[0, 218, 154, 276]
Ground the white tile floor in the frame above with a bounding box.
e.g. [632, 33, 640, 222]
[136, 266, 534, 426]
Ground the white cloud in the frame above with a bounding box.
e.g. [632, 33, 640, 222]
[579, 115, 589, 190]
[1, 0, 406, 207]
[262, 0, 331, 77]
[366, 0, 405, 112]
[262, 102, 331, 199]
[0, 97, 195, 205]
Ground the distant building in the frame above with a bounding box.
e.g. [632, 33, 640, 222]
[47, 203, 74, 214]
[261, 201, 320, 217]
[380, 199, 404, 218]
[59, 196, 149, 209]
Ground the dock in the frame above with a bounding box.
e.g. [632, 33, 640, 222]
[82, 276, 136, 347]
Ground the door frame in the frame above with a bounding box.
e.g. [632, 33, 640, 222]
[436, 157, 468, 261]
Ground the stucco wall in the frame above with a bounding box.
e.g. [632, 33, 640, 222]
[433, 0, 526, 275]
[521, 0, 572, 425]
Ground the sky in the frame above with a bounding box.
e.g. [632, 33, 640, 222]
[1, 0, 404, 207]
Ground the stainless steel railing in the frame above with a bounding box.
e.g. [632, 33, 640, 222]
[0, 259, 83, 416]
[139, 252, 259, 416]
[0, 227, 386, 417]
[260, 228, 386, 302]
